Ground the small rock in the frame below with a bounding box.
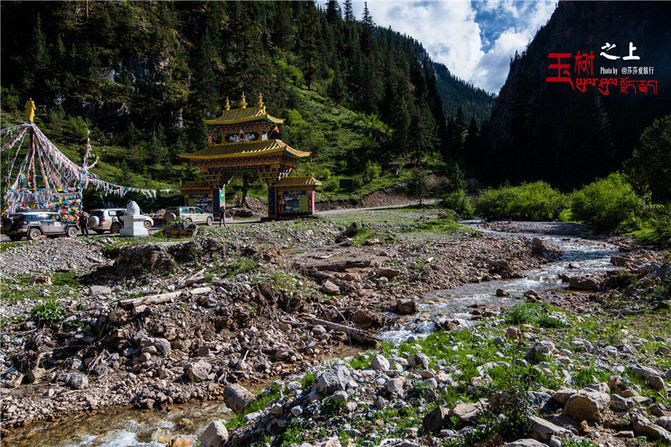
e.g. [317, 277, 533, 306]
[90, 285, 113, 295]
[503, 439, 548, 447]
[316, 367, 350, 395]
[385, 377, 406, 395]
[397, 299, 417, 315]
[496, 289, 508, 297]
[166, 437, 195, 447]
[408, 353, 430, 369]
[371, 355, 390, 371]
[505, 326, 521, 340]
[291, 406, 303, 417]
[333, 390, 348, 403]
[376, 267, 401, 278]
[60, 373, 88, 390]
[610, 394, 634, 412]
[269, 403, 284, 416]
[321, 281, 340, 295]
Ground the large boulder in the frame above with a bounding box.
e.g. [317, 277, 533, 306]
[530, 416, 571, 442]
[316, 366, 350, 395]
[61, 373, 89, 390]
[185, 360, 212, 382]
[563, 389, 610, 423]
[449, 402, 481, 424]
[223, 384, 254, 413]
[114, 243, 175, 276]
[568, 276, 601, 291]
[371, 354, 390, 371]
[422, 406, 450, 434]
[632, 414, 671, 442]
[200, 421, 228, 447]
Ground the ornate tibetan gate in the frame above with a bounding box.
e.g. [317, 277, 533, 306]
[179, 94, 320, 219]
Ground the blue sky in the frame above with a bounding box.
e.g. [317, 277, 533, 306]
[327, 0, 558, 94]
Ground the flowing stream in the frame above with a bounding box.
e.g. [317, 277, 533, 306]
[381, 222, 621, 344]
[3, 223, 622, 447]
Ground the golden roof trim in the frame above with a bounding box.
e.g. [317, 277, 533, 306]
[178, 181, 212, 191]
[178, 140, 310, 160]
[203, 106, 285, 125]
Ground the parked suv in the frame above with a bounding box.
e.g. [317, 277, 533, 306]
[165, 206, 214, 225]
[2, 212, 79, 241]
[88, 208, 153, 234]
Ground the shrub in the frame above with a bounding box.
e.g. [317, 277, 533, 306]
[301, 372, 315, 390]
[442, 189, 473, 218]
[363, 160, 381, 183]
[628, 202, 671, 246]
[31, 299, 66, 325]
[474, 182, 567, 221]
[570, 173, 642, 231]
[625, 115, 671, 203]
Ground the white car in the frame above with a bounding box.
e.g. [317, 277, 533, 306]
[88, 208, 153, 234]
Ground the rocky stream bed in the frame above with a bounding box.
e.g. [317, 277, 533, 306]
[1, 210, 669, 447]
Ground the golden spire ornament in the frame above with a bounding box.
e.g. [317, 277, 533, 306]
[258, 93, 266, 113]
[225, 97, 230, 111]
[240, 92, 247, 109]
[25, 98, 36, 122]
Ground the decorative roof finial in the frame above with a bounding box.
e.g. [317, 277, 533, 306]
[258, 93, 264, 108]
[25, 98, 36, 122]
[225, 97, 230, 111]
[240, 92, 247, 109]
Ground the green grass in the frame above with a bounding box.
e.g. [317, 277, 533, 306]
[225, 383, 282, 430]
[30, 298, 67, 325]
[0, 271, 81, 304]
[505, 302, 568, 328]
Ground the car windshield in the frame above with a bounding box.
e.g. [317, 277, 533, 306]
[91, 210, 104, 217]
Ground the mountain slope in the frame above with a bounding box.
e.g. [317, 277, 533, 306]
[480, 1, 671, 189]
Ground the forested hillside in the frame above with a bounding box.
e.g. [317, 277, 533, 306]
[0, 1, 495, 195]
[479, 1, 671, 190]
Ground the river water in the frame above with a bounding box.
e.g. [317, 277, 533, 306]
[3, 223, 621, 447]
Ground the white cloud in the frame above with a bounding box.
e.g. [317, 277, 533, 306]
[334, 0, 557, 94]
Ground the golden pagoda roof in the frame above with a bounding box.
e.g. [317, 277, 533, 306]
[178, 181, 212, 191]
[203, 106, 285, 125]
[178, 140, 310, 160]
[276, 176, 322, 187]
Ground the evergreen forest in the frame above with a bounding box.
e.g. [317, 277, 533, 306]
[0, 0, 494, 202]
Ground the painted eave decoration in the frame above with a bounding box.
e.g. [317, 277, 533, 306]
[276, 176, 323, 187]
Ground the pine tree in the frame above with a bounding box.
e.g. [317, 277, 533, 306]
[327, 63, 347, 103]
[344, 0, 354, 22]
[361, 3, 375, 53]
[301, 1, 321, 91]
[326, 0, 341, 24]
